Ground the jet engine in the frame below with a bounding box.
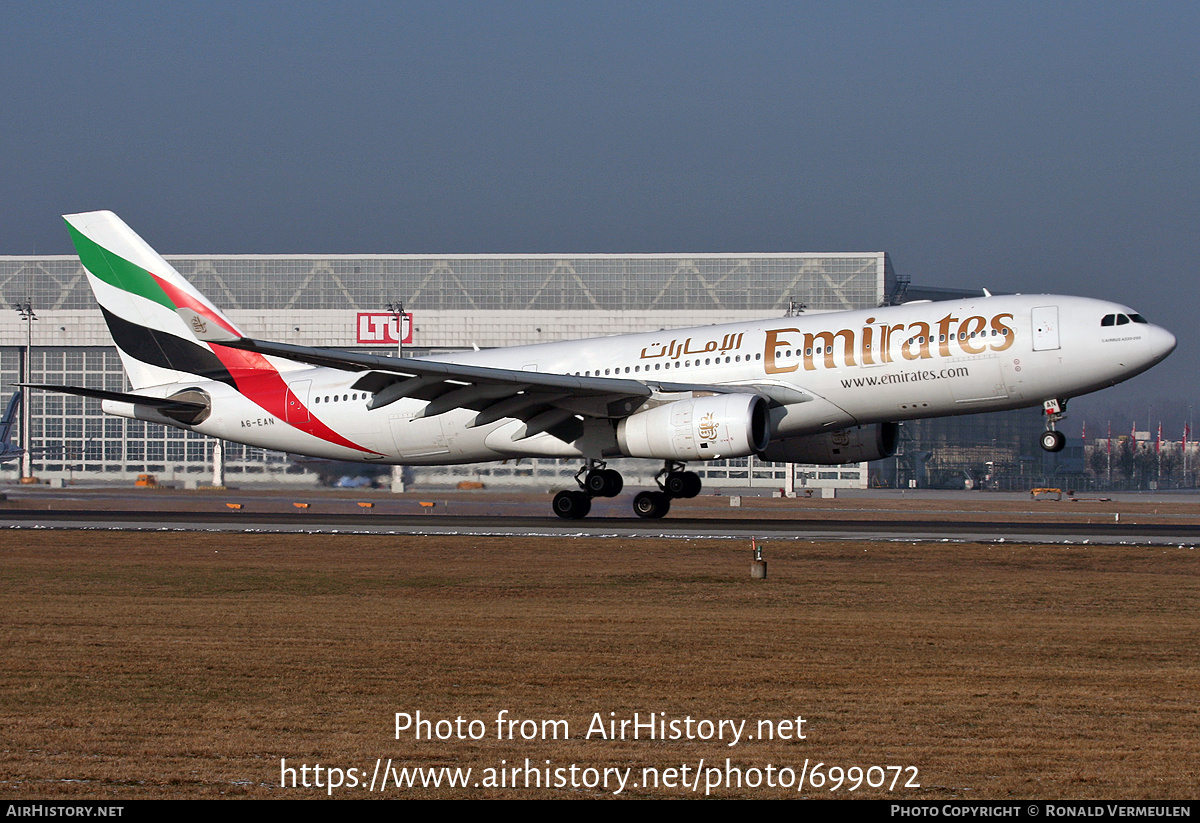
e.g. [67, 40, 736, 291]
[760, 422, 898, 465]
[616, 393, 770, 460]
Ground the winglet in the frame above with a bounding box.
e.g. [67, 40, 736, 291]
[176, 307, 242, 343]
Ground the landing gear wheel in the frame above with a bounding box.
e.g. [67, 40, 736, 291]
[1040, 430, 1066, 453]
[664, 471, 702, 499]
[602, 469, 624, 497]
[552, 490, 592, 519]
[584, 468, 623, 498]
[632, 491, 671, 519]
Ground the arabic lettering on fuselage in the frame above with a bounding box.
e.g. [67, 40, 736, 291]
[639, 333, 745, 360]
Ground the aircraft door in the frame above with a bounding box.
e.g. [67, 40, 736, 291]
[286, 380, 311, 423]
[1032, 306, 1060, 351]
[389, 412, 450, 459]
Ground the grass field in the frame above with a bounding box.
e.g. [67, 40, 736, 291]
[1, 529, 1197, 799]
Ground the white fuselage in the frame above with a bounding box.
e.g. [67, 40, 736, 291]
[105, 294, 1176, 466]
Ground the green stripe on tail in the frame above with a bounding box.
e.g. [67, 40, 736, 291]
[65, 220, 175, 311]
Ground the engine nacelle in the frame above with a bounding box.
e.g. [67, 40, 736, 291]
[616, 394, 770, 460]
[760, 422, 898, 465]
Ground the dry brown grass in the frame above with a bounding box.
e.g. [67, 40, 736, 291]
[1, 531, 1196, 799]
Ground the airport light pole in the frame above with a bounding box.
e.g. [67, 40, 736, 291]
[385, 300, 407, 493]
[12, 301, 36, 481]
[385, 301, 405, 358]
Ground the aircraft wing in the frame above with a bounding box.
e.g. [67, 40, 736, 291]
[217, 335, 736, 401]
[180, 307, 796, 441]
[182, 313, 768, 444]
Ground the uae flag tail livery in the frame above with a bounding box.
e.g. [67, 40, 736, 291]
[36, 211, 371, 455]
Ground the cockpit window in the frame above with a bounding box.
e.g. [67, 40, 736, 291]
[1103, 312, 1150, 326]
[1104, 312, 1150, 327]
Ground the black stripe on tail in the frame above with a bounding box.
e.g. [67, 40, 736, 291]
[101, 306, 236, 388]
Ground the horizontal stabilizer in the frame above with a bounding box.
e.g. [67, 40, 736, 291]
[21, 384, 208, 414]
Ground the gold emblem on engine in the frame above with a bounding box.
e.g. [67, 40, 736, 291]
[698, 413, 718, 441]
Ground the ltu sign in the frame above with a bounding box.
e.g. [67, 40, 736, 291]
[357, 312, 413, 345]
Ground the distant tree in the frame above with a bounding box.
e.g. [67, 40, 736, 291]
[1134, 448, 1158, 488]
[1116, 441, 1137, 484]
[1160, 451, 1181, 487]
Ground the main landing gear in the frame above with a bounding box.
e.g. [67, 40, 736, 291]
[552, 460, 622, 520]
[550, 460, 703, 520]
[1040, 398, 1067, 453]
[631, 461, 703, 519]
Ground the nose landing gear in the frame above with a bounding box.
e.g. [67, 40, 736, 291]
[1040, 430, 1066, 453]
[1040, 398, 1067, 453]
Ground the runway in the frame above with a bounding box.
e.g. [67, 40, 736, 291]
[1, 505, 1196, 544]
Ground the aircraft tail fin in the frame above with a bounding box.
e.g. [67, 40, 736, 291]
[63, 211, 248, 390]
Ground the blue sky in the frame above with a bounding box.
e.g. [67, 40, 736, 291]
[3, 1, 1198, 424]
